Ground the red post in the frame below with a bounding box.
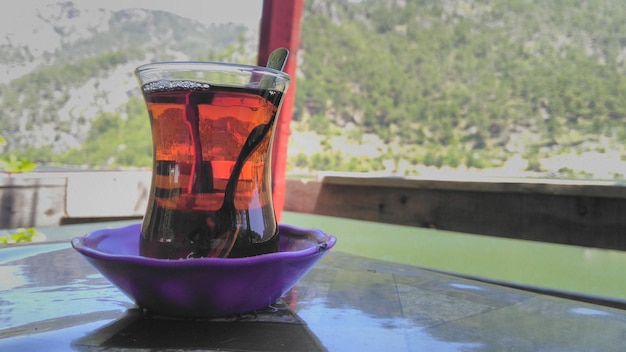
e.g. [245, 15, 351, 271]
[258, 0, 303, 222]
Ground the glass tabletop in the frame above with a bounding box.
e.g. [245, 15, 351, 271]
[2, 234, 626, 351]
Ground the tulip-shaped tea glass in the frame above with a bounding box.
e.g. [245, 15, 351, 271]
[135, 62, 290, 259]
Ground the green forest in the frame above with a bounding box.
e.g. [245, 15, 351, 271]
[3, 0, 626, 179]
[292, 0, 626, 176]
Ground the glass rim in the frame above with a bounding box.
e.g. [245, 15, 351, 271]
[134, 61, 290, 82]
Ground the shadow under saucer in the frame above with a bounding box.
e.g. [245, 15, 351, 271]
[72, 299, 326, 352]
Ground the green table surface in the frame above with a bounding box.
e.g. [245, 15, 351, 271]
[282, 211, 626, 305]
[3, 221, 626, 351]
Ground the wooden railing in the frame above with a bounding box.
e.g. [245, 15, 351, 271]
[3, 170, 626, 250]
[284, 174, 626, 250]
[0, 171, 150, 228]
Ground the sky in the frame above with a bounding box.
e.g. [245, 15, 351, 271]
[92, 0, 263, 28]
[2, 0, 263, 29]
[0, 1, 263, 82]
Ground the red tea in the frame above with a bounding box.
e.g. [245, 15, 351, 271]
[140, 80, 283, 259]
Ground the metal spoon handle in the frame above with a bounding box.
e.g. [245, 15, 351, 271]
[259, 48, 289, 89]
[207, 48, 289, 257]
[222, 123, 270, 205]
[266, 47, 289, 71]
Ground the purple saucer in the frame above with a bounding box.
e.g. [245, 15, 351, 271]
[71, 223, 336, 318]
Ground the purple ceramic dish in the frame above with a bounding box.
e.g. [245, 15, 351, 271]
[71, 223, 336, 318]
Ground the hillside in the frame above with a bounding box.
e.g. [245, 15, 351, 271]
[0, 2, 248, 153]
[3, 0, 626, 180]
[290, 0, 626, 179]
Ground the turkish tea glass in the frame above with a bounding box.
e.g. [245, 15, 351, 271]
[135, 62, 290, 259]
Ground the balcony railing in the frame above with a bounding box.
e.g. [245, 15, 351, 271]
[3, 170, 626, 250]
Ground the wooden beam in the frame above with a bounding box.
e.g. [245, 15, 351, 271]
[284, 176, 626, 250]
[257, 0, 304, 222]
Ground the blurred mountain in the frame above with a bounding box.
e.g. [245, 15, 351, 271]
[4, 0, 626, 179]
[292, 0, 626, 178]
[0, 1, 249, 152]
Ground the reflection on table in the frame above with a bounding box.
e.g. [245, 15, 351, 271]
[1, 219, 626, 351]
